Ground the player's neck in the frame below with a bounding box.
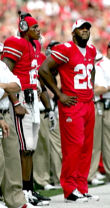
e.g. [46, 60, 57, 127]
[74, 41, 87, 48]
[73, 37, 88, 48]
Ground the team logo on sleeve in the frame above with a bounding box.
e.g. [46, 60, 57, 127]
[64, 43, 71, 48]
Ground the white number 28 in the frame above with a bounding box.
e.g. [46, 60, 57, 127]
[74, 64, 93, 89]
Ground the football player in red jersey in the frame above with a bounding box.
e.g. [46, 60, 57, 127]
[1, 11, 51, 206]
[39, 19, 99, 202]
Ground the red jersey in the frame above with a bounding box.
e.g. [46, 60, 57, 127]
[51, 41, 96, 102]
[37, 52, 46, 79]
[2, 36, 42, 90]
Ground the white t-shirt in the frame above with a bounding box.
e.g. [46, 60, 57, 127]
[94, 56, 110, 101]
[95, 56, 110, 99]
[0, 60, 21, 110]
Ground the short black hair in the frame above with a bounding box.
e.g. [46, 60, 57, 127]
[47, 40, 60, 49]
[18, 10, 32, 19]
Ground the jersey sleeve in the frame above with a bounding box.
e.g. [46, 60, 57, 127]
[91, 44, 97, 60]
[2, 36, 23, 62]
[95, 64, 107, 88]
[51, 42, 71, 64]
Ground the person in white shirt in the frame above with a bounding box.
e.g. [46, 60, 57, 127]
[0, 60, 35, 208]
[88, 50, 110, 185]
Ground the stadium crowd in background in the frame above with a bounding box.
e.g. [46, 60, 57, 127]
[1, 0, 110, 54]
[0, 0, 110, 206]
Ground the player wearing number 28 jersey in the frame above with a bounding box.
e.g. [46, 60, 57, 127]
[51, 41, 96, 102]
[39, 19, 97, 202]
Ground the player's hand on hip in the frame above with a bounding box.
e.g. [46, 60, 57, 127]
[14, 105, 29, 118]
[59, 93, 77, 106]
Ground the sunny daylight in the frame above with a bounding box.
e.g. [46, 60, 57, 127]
[0, 0, 110, 208]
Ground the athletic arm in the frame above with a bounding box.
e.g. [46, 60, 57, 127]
[38, 56, 77, 106]
[39, 77, 52, 111]
[2, 57, 15, 72]
[91, 65, 95, 87]
[0, 82, 21, 94]
[39, 56, 62, 98]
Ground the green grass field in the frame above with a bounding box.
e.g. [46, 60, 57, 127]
[33, 181, 106, 198]
[33, 182, 63, 197]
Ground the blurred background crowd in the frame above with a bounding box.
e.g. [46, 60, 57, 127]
[0, 0, 110, 54]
